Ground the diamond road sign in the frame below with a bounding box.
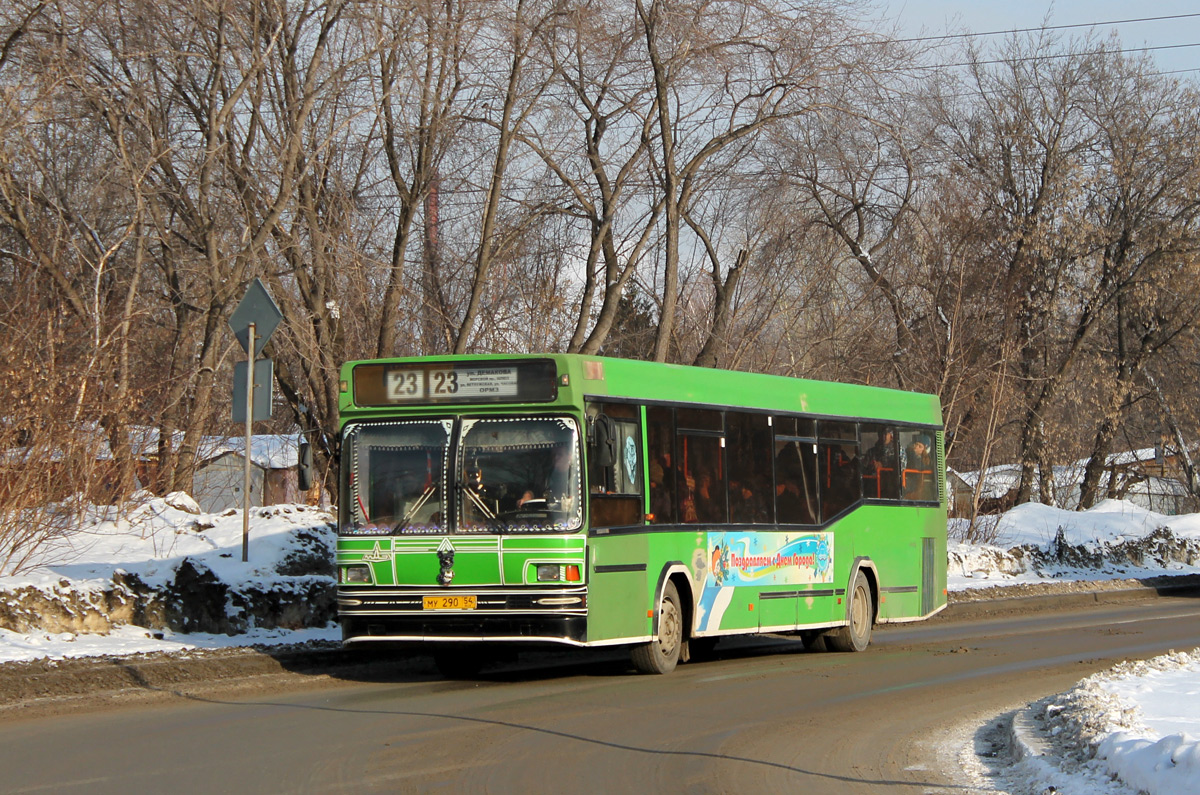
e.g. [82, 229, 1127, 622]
[229, 278, 283, 357]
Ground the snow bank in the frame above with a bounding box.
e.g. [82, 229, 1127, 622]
[0, 495, 337, 641]
[0, 624, 340, 665]
[1038, 650, 1200, 795]
[950, 500, 1200, 590]
[996, 499, 1200, 548]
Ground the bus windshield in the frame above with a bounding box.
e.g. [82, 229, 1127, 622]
[341, 416, 582, 535]
[344, 420, 453, 534]
[459, 417, 582, 533]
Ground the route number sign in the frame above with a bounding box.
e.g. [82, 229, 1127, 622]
[387, 367, 518, 402]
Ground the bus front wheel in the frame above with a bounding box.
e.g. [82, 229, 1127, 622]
[631, 581, 682, 674]
[826, 570, 874, 652]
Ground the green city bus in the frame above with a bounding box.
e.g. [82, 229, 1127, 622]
[333, 354, 946, 675]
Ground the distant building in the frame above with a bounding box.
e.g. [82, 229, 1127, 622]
[192, 435, 301, 513]
[0, 426, 317, 511]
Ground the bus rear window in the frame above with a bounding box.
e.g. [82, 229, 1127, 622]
[900, 429, 937, 501]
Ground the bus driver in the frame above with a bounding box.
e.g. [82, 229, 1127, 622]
[518, 445, 574, 508]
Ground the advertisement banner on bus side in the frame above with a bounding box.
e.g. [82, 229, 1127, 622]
[694, 531, 833, 633]
[702, 531, 833, 588]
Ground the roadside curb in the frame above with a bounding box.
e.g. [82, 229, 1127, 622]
[942, 574, 1200, 621]
[1000, 698, 1087, 789]
[1009, 698, 1052, 761]
[0, 643, 404, 717]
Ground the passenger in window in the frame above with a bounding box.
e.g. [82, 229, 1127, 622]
[691, 469, 720, 522]
[865, 427, 899, 498]
[776, 481, 806, 523]
[903, 435, 935, 501]
[731, 477, 768, 523]
[821, 442, 859, 520]
[657, 451, 674, 492]
[648, 455, 674, 522]
[679, 469, 699, 523]
[774, 442, 806, 523]
[867, 427, 896, 468]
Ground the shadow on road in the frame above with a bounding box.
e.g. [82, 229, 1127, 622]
[268, 632, 816, 686]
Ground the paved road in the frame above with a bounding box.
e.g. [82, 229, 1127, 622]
[3, 595, 1199, 794]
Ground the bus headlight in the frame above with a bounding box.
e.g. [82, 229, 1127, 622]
[536, 564, 562, 582]
[341, 565, 372, 584]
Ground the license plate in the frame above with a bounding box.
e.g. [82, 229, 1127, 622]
[423, 595, 477, 610]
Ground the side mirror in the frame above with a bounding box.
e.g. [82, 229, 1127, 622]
[297, 438, 315, 491]
[593, 414, 617, 468]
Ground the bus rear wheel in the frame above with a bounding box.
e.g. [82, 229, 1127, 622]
[826, 571, 873, 652]
[631, 581, 682, 674]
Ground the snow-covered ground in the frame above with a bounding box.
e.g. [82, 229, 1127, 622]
[0, 491, 341, 663]
[949, 499, 1200, 590]
[947, 500, 1200, 795]
[1, 495, 1199, 794]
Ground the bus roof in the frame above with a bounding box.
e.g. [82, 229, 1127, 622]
[339, 353, 942, 428]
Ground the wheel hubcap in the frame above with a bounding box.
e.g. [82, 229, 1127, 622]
[660, 600, 680, 655]
[852, 584, 868, 636]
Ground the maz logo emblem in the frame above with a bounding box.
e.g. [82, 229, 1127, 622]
[363, 541, 390, 563]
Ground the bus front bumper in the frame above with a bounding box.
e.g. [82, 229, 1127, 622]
[337, 586, 588, 645]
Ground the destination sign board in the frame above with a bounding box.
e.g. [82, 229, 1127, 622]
[387, 366, 518, 402]
[353, 359, 558, 406]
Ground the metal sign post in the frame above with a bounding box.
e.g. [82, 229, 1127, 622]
[242, 323, 255, 563]
[228, 278, 283, 563]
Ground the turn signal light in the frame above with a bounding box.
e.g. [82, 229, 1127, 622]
[537, 564, 583, 582]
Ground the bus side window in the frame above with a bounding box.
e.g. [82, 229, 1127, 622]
[587, 402, 644, 528]
[861, 423, 900, 500]
[819, 421, 860, 522]
[899, 428, 936, 502]
[774, 437, 818, 525]
[646, 406, 676, 524]
[727, 412, 773, 523]
[677, 433, 725, 523]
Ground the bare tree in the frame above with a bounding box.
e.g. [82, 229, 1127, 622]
[634, 0, 859, 363]
[779, 48, 934, 387]
[939, 34, 1109, 505]
[372, 0, 471, 357]
[450, 0, 561, 353]
[523, 1, 659, 355]
[1075, 57, 1200, 508]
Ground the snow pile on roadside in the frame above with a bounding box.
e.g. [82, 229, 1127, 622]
[949, 500, 1200, 590]
[4, 491, 333, 587]
[948, 540, 1038, 585]
[1034, 649, 1200, 795]
[0, 494, 338, 649]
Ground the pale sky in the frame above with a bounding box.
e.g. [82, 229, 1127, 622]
[882, 1, 1200, 75]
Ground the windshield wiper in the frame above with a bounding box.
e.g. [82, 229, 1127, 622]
[392, 485, 438, 533]
[456, 482, 508, 533]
